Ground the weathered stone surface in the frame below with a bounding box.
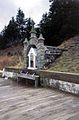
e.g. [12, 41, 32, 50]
[37, 43, 46, 69]
[39, 70, 79, 95]
[40, 77, 79, 95]
[23, 26, 62, 69]
[29, 26, 38, 46]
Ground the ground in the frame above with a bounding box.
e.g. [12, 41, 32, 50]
[0, 78, 79, 120]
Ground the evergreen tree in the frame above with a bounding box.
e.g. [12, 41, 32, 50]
[16, 8, 26, 41]
[0, 8, 36, 49]
[3, 17, 18, 46]
[49, 0, 79, 38]
[40, 0, 79, 46]
[0, 34, 6, 49]
[25, 17, 35, 40]
[40, 13, 51, 45]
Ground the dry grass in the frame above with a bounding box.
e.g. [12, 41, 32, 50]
[0, 55, 23, 70]
[49, 36, 79, 73]
[0, 44, 23, 70]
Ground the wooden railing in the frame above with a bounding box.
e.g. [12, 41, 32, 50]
[38, 70, 79, 84]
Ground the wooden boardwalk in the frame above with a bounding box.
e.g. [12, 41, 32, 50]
[0, 78, 79, 120]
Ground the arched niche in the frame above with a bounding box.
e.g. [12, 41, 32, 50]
[27, 45, 37, 70]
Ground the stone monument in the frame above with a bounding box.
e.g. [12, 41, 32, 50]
[23, 25, 62, 70]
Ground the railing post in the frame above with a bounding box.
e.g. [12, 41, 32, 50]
[35, 76, 39, 88]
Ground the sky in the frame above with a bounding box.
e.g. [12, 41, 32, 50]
[0, 0, 49, 32]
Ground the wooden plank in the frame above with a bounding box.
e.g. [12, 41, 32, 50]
[17, 73, 36, 80]
[0, 78, 79, 120]
[39, 70, 79, 84]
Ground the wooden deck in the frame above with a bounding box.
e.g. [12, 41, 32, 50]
[0, 78, 79, 120]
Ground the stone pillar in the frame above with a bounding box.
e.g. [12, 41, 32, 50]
[23, 38, 28, 68]
[29, 26, 38, 46]
[36, 34, 45, 69]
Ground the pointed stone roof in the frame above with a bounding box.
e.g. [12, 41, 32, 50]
[30, 25, 37, 38]
[23, 38, 28, 44]
[31, 25, 36, 34]
[38, 34, 45, 44]
[38, 34, 45, 40]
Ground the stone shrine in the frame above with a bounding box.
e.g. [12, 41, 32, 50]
[23, 26, 62, 69]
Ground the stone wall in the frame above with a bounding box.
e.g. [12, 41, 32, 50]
[38, 70, 79, 95]
[40, 78, 79, 95]
[4, 68, 79, 95]
[36, 43, 46, 69]
[2, 71, 17, 78]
